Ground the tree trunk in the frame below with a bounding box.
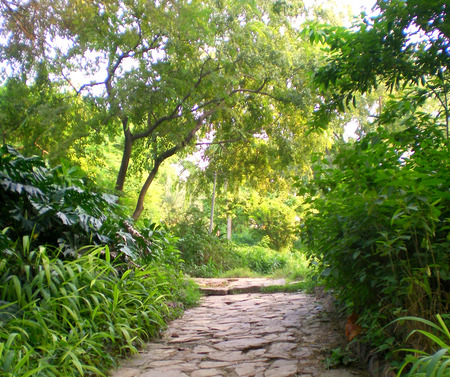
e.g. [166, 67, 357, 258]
[209, 171, 217, 234]
[224, 179, 232, 240]
[115, 120, 133, 192]
[132, 159, 161, 221]
[131, 107, 218, 221]
[227, 215, 232, 240]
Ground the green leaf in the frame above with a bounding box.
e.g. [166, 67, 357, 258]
[426, 349, 448, 377]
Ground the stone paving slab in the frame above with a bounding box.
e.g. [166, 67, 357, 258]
[193, 278, 287, 295]
[109, 290, 369, 377]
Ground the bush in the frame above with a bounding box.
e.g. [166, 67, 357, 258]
[303, 126, 449, 351]
[247, 198, 298, 251]
[0, 145, 182, 265]
[0, 146, 200, 375]
[0, 145, 120, 256]
[171, 207, 238, 276]
[232, 245, 288, 275]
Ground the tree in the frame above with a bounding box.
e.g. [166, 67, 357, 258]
[0, 66, 98, 160]
[300, 0, 450, 356]
[1, 0, 315, 221]
[308, 0, 449, 137]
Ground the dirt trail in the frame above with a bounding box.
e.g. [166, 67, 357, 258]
[110, 279, 369, 377]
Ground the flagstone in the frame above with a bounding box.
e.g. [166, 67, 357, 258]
[197, 361, 235, 369]
[109, 279, 370, 377]
[140, 370, 189, 377]
[232, 361, 267, 376]
[192, 345, 215, 354]
[191, 369, 225, 377]
[213, 337, 271, 351]
[109, 368, 139, 377]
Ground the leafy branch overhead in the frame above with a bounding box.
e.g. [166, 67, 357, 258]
[1, 0, 315, 220]
[307, 0, 449, 134]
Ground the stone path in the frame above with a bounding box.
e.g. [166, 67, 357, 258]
[110, 283, 369, 377]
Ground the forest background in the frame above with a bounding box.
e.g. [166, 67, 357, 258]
[0, 0, 448, 376]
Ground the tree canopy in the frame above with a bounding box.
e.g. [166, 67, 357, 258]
[1, 0, 330, 219]
[309, 0, 449, 136]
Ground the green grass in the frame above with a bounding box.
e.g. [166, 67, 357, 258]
[221, 244, 311, 280]
[218, 267, 265, 278]
[182, 239, 315, 283]
[260, 280, 316, 294]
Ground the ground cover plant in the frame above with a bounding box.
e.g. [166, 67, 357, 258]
[0, 242, 199, 376]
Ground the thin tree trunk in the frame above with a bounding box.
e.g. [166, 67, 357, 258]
[209, 171, 217, 235]
[132, 160, 161, 221]
[115, 119, 133, 192]
[224, 179, 232, 240]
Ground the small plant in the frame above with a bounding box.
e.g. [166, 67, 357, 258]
[394, 314, 450, 377]
[233, 245, 288, 275]
[324, 346, 357, 369]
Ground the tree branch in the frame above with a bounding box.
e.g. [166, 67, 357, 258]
[0, 0, 35, 40]
[131, 103, 224, 220]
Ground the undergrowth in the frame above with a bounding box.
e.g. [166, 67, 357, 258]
[0, 242, 200, 376]
[0, 146, 201, 375]
[303, 126, 449, 364]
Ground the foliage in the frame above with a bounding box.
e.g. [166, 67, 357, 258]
[0, 146, 198, 375]
[1, 0, 320, 220]
[0, 145, 119, 257]
[171, 207, 238, 276]
[232, 245, 288, 275]
[0, 75, 99, 163]
[0, 145, 183, 264]
[0, 242, 199, 376]
[309, 0, 449, 135]
[394, 314, 450, 377]
[323, 346, 358, 369]
[207, 187, 301, 251]
[171, 202, 307, 278]
[302, 125, 449, 352]
[247, 197, 298, 251]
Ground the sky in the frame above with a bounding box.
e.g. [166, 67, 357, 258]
[344, 0, 377, 14]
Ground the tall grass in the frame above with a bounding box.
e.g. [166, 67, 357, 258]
[0, 242, 199, 376]
[394, 315, 450, 377]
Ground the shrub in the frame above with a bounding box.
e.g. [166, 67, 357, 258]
[171, 207, 238, 276]
[0, 145, 182, 265]
[303, 126, 449, 351]
[0, 147, 199, 375]
[0, 145, 120, 257]
[248, 198, 297, 251]
[232, 245, 288, 275]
